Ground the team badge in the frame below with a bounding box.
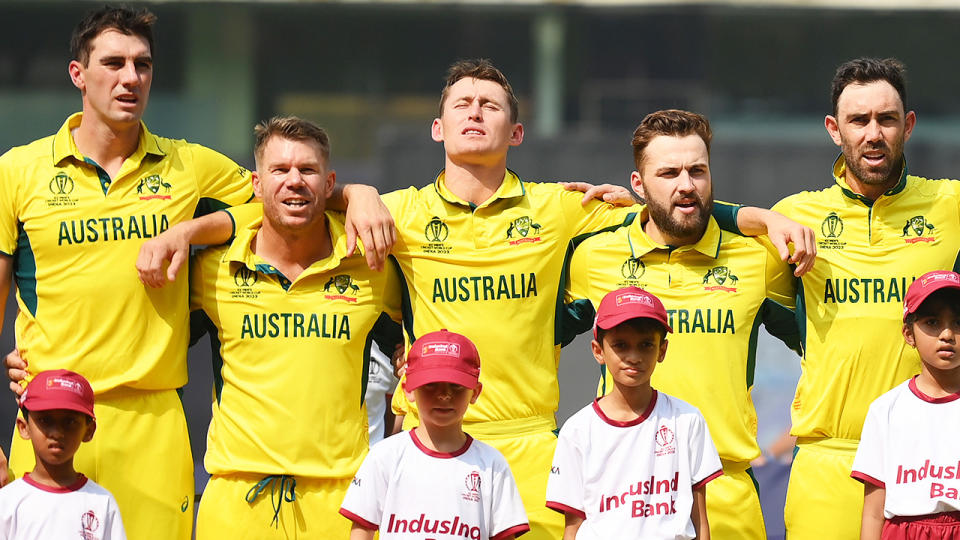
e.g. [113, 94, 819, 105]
[621, 256, 645, 280]
[506, 215, 542, 245]
[654, 425, 676, 456]
[423, 216, 452, 254]
[462, 470, 482, 502]
[324, 274, 360, 303]
[231, 266, 261, 299]
[81, 510, 100, 540]
[46, 172, 79, 207]
[818, 212, 847, 250]
[902, 215, 935, 244]
[702, 266, 738, 292]
[137, 174, 172, 200]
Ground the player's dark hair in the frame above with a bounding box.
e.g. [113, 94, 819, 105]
[831, 57, 907, 117]
[631, 109, 712, 170]
[71, 5, 157, 66]
[254, 116, 331, 165]
[904, 288, 960, 326]
[595, 317, 667, 345]
[439, 58, 519, 123]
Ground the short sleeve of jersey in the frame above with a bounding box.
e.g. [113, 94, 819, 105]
[0, 148, 24, 254]
[339, 443, 391, 529]
[225, 202, 264, 238]
[851, 400, 887, 488]
[759, 235, 797, 309]
[190, 145, 254, 215]
[687, 410, 723, 489]
[545, 421, 587, 518]
[489, 453, 531, 539]
[105, 492, 127, 540]
[566, 233, 594, 304]
[554, 186, 636, 239]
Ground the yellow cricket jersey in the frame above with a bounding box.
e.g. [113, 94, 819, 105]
[772, 156, 960, 440]
[565, 213, 798, 463]
[191, 212, 402, 479]
[0, 113, 253, 393]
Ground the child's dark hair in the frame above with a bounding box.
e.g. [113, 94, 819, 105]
[595, 317, 666, 344]
[904, 287, 960, 325]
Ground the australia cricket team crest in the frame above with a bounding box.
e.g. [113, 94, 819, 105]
[702, 266, 738, 292]
[46, 171, 78, 207]
[324, 274, 360, 303]
[818, 212, 846, 250]
[902, 215, 935, 244]
[506, 215, 542, 245]
[231, 266, 261, 299]
[423, 216, 452, 254]
[137, 174, 172, 200]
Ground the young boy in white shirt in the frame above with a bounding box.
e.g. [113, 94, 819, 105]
[546, 286, 722, 540]
[852, 270, 960, 539]
[340, 329, 530, 539]
[0, 369, 126, 539]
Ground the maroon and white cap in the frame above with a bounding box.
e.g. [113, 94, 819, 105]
[405, 329, 481, 391]
[19, 369, 95, 419]
[903, 270, 960, 321]
[594, 286, 672, 339]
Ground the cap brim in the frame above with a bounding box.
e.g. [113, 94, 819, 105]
[405, 368, 479, 391]
[596, 313, 672, 334]
[22, 398, 95, 419]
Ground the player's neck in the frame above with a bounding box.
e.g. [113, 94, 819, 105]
[842, 169, 897, 203]
[441, 156, 508, 207]
[72, 114, 140, 177]
[916, 366, 960, 397]
[30, 458, 82, 488]
[414, 423, 468, 453]
[252, 216, 332, 282]
[599, 384, 655, 422]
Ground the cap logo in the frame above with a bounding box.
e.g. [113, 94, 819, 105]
[422, 342, 460, 357]
[616, 292, 653, 307]
[47, 377, 85, 395]
[921, 272, 960, 286]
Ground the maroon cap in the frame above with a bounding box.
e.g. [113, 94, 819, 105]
[594, 286, 672, 339]
[405, 330, 481, 391]
[19, 369, 95, 419]
[904, 271, 960, 321]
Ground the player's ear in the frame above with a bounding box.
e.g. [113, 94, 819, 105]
[323, 170, 336, 199]
[470, 382, 483, 404]
[431, 118, 444, 143]
[508, 123, 524, 147]
[630, 171, 645, 200]
[15, 416, 30, 440]
[82, 418, 97, 443]
[903, 110, 917, 143]
[251, 170, 262, 199]
[68, 60, 85, 92]
[591, 339, 604, 366]
[902, 323, 916, 348]
[824, 115, 842, 147]
[658, 338, 668, 363]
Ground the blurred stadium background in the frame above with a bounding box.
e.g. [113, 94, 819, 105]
[3, 1, 959, 537]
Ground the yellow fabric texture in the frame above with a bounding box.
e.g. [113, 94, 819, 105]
[0, 113, 253, 393]
[705, 466, 767, 540]
[570, 215, 796, 464]
[10, 388, 194, 540]
[784, 441, 862, 540]
[196, 474, 352, 539]
[191, 212, 402, 479]
[772, 157, 960, 440]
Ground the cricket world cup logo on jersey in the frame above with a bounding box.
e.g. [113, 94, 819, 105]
[902, 215, 936, 244]
[324, 274, 360, 303]
[46, 172, 78, 207]
[621, 256, 646, 281]
[655, 425, 676, 456]
[423, 216, 452, 254]
[80, 510, 100, 540]
[818, 212, 847, 250]
[462, 470, 482, 502]
[506, 216, 542, 245]
[231, 266, 260, 299]
[702, 266, 738, 292]
[137, 174, 172, 200]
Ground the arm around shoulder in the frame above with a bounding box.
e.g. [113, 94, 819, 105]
[736, 206, 816, 277]
[136, 211, 235, 287]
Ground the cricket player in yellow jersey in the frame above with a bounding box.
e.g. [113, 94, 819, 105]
[563, 109, 801, 540]
[772, 58, 960, 539]
[136, 60, 814, 540]
[0, 7, 253, 539]
[190, 117, 401, 538]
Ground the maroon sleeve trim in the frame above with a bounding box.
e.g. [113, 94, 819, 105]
[492, 523, 532, 539]
[546, 500, 587, 519]
[338, 508, 379, 530]
[692, 469, 723, 490]
[851, 471, 885, 488]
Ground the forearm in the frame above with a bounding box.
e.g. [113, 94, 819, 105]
[734, 206, 771, 236]
[860, 485, 886, 540]
[348, 524, 375, 540]
[175, 210, 234, 246]
[691, 486, 710, 540]
[329, 184, 380, 212]
[562, 514, 584, 540]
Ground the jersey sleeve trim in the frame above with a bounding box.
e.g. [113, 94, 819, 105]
[492, 523, 531, 539]
[339, 508, 379, 530]
[850, 471, 885, 488]
[692, 469, 723, 490]
[546, 501, 587, 519]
